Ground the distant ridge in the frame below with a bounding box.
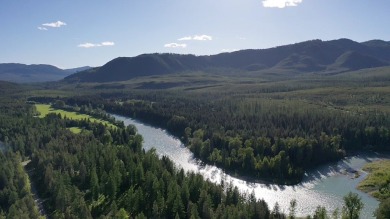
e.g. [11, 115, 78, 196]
[61, 38, 389, 82]
[64, 66, 93, 74]
[0, 64, 92, 83]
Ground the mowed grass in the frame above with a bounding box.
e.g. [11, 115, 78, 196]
[358, 159, 390, 200]
[35, 104, 116, 129]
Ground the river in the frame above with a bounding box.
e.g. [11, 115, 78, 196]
[114, 115, 387, 218]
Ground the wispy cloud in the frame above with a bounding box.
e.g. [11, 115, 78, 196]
[101, 41, 115, 46]
[78, 41, 115, 48]
[42, 21, 67, 28]
[194, 35, 213, 41]
[164, 43, 187, 48]
[178, 36, 193, 41]
[38, 20, 66, 31]
[78, 43, 96, 48]
[178, 35, 213, 41]
[262, 0, 303, 8]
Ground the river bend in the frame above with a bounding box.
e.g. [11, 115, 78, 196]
[114, 114, 386, 218]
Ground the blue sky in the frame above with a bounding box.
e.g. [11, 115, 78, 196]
[0, 0, 389, 68]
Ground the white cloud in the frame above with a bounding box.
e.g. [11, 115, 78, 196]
[42, 20, 67, 28]
[192, 35, 213, 41]
[78, 43, 97, 48]
[177, 35, 213, 41]
[101, 41, 115, 46]
[164, 43, 187, 48]
[262, 0, 303, 8]
[37, 27, 48, 31]
[78, 41, 115, 48]
[193, 35, 213, 41]
[178, 36, 193, 41]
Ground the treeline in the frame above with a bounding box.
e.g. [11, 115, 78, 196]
[0, 151, 42, 218]
[51, 92, 390, 183]
[0, 98, 280, 218]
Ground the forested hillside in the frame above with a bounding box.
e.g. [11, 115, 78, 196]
[66, 38, 390, 82]
[0, 92, 277, 218]
[0, 151, 42, 218]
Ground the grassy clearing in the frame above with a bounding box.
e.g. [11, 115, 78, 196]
[358, 160, 390, 200]
[68, 127, 82, 134]
[35, 104, 116, 129]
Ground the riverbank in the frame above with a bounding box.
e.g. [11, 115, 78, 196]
[358, 159, 390, 201]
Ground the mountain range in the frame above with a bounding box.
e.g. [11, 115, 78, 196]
[0, 64, 91, 83]
[65, 38, 390, 83]
[1, 38, 390, 84]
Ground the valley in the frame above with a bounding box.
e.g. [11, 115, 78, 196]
[0, 38, 389, 218]
[2, 0, 390, 217]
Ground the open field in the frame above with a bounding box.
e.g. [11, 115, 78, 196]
[35, 104, 116, 129]
[68, 127, 82, 134]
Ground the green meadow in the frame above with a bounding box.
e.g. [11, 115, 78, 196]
[358, 160, 390, 200]
[35, 104, 116, 130]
